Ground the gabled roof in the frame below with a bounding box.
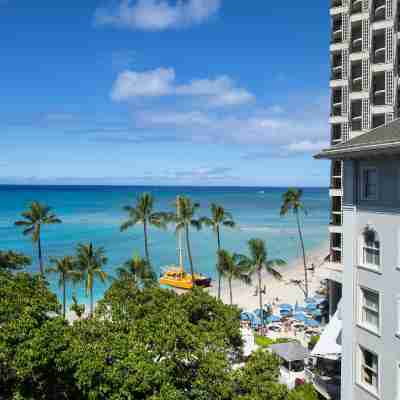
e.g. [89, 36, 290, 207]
[315, 118, 400, 159]
[270, 342, 309, 362]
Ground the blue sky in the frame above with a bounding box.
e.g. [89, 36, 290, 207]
[1, 1, 331, 186]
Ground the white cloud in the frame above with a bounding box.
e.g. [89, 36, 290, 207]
[95, 0, 221, 31]
[111, 68, 175, 101]
[111, 67, 254, 107]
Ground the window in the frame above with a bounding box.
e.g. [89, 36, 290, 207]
[361, 228, 380, 268]
[363, 239, 380, 267]
[361, 167, 378, 200]
[360, 287, 380, 331]
[359, 347, 379, 394]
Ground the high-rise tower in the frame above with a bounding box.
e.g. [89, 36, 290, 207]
[327, 0, 399, 306]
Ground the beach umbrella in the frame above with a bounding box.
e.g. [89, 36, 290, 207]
[305, 297, 317, 304]
[240, 312, 254, 321]
[306, 303, 317, 311]
[305, 319, 320, 327]
[295, 305, 306, 312]
[293, 313, 307, 322]
[267, 315, 281, 323]
[312, 309, 322, 317]
[279, 303, 293, 310]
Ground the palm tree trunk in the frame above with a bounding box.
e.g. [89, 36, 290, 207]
[258, 267, 263, 326]
[38, 236, 44, 277]
[185, 224, 195, 284]
[143, 220, 150, 265]
[216, 226, 222, 299]
[296, 211, 309, 298]
[62, 278, 66, 319]
[229, 276, 233, 305]
[90, 284, 93, 317]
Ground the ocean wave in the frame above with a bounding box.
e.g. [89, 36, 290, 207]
[238, 225, 298, 235]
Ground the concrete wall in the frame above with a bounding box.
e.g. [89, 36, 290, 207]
[341, 158, 400, 400]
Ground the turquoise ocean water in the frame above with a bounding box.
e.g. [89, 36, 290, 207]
[0, 185, 329, 305]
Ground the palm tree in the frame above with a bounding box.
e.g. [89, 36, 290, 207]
[46, 256, 79, 318]
[120, 193, 167, 266]
[238, 239, 286, 324]
[117, 254, 156, 288]
[172, 196, 202, 283]
[15, 201, 62, 277]
[201, 204, 235, 299]
[217, 249, 251, 305]
[76, 243, 108, 316]
[280, 188, 309, 298]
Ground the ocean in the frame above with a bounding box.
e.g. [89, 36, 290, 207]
[0, 185, 330, 305]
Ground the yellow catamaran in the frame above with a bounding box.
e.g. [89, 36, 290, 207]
[159, 198, 211, 290]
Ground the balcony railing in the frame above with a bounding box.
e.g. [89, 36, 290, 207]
[331, 213, 342, 226]
[331, 177, 342, 189]
[331, 0, 342, 7]
[351, 37, 362, 52]
[373, 47, 386, 64]
[374, 0, 386, 21]
[373, 89, 386, 105]
[351, 0, 362, 14]
[305, 368, 341, 400]
[331, 68, 343, 80]
[351, 116, 362, 130]
[351, 76, 362, 91]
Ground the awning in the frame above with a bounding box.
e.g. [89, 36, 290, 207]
[311, 306, 342, 360]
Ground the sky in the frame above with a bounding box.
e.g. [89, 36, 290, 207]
[0, 1, 331, 187]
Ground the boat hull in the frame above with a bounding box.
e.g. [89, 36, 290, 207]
[159, 275, 212, 290]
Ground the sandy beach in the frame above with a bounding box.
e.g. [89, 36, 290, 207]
[207, 242, 330, 311]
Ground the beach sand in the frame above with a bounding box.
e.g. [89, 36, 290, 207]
[207, 242, 330, 311]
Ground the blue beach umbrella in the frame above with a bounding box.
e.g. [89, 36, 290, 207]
[305, 319, 320, 327]
[267, 315, 281, 323]
[240, 312, 253, 321]
[279, 303, 293, 310]
[295, 305, 306, 312]
[306, 303, 317, 311]
[305, 297, 317, 304]
[293, 313, 307, 322]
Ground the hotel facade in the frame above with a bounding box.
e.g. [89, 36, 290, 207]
[327, 0, 400, 316]
[308, 2, 400, 399]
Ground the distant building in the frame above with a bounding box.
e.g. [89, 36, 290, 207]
[316, 118, 400, 400]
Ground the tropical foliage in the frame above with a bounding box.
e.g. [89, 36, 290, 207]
[0, 267, 316, 399]
[0, 250, 31, 272]
[217, 249, 250, 305]
[14, 201, 62, 277]
[120, 193, 167, 267]
[238, 239, 286, 324]
[76, 243, 108, 316]
[280, 188, 309, 298]
[46, 256, 79, 318]
[170, 196, 202, 282]
[117, 254, 157, 288]
[201, 204, 236, 299]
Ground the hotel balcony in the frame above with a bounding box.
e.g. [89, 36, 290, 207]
[373, 0, 386, 22]
[372, 72, 386, 106]
[331, 17, 343, 45]
[331, 125, 342, 145]
[305, 367, 341, 400]
[372, 31, 386, 64]
[350, 0, 362, 15]
[351, 99, 362, 131]
[351, 21, 362, 53]
[372, 113, 385, 128]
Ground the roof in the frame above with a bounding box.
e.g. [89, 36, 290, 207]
[315, 118, 400, 160]
[270, 342, 309, 362]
